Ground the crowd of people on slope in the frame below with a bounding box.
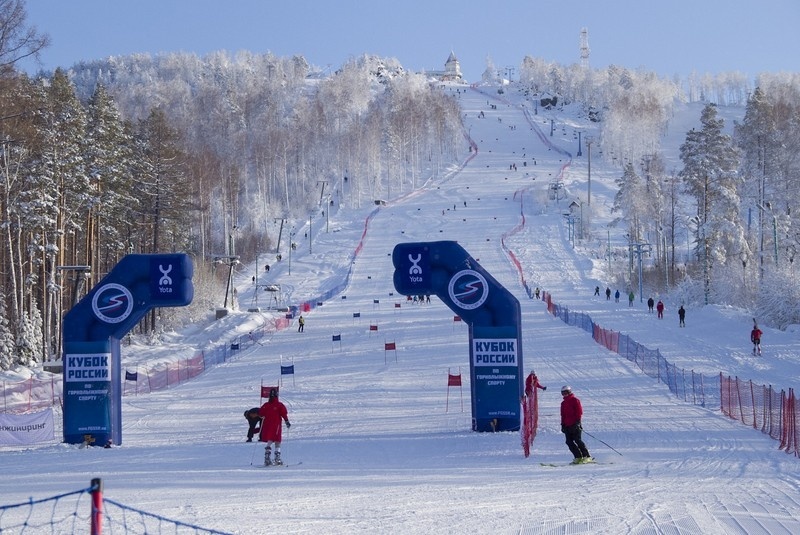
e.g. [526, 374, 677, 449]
[596, 286, 679, 325]
[592, 285, 760, 351]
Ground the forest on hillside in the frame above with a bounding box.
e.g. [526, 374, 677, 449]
[1, 0, 800, 370]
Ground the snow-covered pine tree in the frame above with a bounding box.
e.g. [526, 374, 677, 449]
[679, 103, 743, 304]
[612, 162, 647, 244]
[0, 296, 17, 370]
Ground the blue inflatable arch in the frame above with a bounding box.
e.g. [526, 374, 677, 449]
[62, 254, 194, 446]
[392, 241, 523, 432]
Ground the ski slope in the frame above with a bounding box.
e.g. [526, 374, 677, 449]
[1, 82, 800, 534]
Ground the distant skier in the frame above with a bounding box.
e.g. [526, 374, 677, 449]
[297, 315, 305, 333]
[560, 385, 591, 464]
[647, 297, 654, 313]
[535, 287, 540, 299]
[628, 291, 634, 307]
[614, 290, 620, 303]
[605, 287, 611, 300]
[594, 286, 600, 296]
[258, 388, 291, 466]
[678, 306, 686, 327]
[751, 321, 763, 356]
[656, 300, 664, 319]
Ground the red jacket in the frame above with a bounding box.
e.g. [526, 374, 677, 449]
[524, 373, 545, 396]
[751, 328, 762, 343]
[560, 393, 583, 426]
[258, 399, 289, 442]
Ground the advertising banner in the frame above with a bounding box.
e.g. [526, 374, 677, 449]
[63, 343, 112, 445]
[0, 408, 55, 445]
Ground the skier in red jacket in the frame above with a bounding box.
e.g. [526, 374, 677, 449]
[258, 388, 291, 465]
[751, 323, 763, 356]
[524, 371, 547, 397]
[560, 385, 591, 463]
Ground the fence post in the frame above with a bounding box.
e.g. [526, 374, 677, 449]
[91, 478, 103, 535]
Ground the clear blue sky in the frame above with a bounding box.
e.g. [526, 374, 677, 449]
[20, 0, 800, 82]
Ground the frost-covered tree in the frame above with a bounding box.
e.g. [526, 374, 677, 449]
[0, 285, 16, 369]
[612, 162, 647, 244]
[84, 83, 137, 272]
[679, 103, 743, 303]
[735, 87, 776, 275]
[15, 295, 42, 366]
[18, 70, 88, 361]
[481, 56, 498, 84]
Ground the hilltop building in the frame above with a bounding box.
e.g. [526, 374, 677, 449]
[426, 52, 464, 82]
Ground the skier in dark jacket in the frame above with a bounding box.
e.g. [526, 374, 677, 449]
[560, 386, 591, 463]
[678, 306, 686, 327]
[647, 297, 654, 312]
[243, 407, 261, 442]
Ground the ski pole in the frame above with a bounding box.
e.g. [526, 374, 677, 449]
[249, 439, 261, 465]
[582, 429, 623, 456]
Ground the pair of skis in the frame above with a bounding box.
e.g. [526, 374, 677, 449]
[259, 461, 302, 468]
[540, 459, 610, 467]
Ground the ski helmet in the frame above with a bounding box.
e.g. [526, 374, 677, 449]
[269, 388, 278, 399]
[560, 385, 572, 394]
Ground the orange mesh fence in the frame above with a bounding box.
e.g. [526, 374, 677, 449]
[521, 386, 540, 458]
[544, 293, 799, 458]
[1, 319, 280, 413]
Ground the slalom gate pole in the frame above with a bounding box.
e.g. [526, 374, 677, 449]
[583, 429, 623, 456]
[90, 478, 103, 535]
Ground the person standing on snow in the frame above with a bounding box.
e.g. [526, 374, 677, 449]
[524, 370, 547, 397]
[560, 386, 591, 463]
[647, 297, 654, 312]
[628, 291, 635, 307]
[243, 407, 261, 442]
[297, 315, 305, 333]
[594, 286, 600, 296]
[614, 289, 620, 302]
[656, 300, 664, 319]
[678, 305, 686, 327]
[605, 287, 611, 300]
[258, 388, 291, 466]
[751, 322, 763, 356]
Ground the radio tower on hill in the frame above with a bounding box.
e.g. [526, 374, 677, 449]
[580, 27, 590, 69]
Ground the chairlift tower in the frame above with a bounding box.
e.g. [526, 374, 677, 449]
[580, 28, 590, 69]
